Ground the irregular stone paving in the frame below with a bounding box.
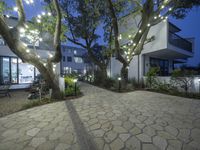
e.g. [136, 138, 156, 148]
[0, 82, 200, 150]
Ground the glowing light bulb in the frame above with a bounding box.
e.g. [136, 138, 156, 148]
[13, 7, 18, 12]
[26, 49, 30, 53]
[169, 7, 172, 11]
[48, 12, 52, 16]
[147, 24, 151, 27]
[139, 30, 142, 33]
[161, 5, 164, 9]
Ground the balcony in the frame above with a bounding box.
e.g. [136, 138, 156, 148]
[168, 31, 193, 52]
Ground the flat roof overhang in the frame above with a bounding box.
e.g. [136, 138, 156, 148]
[143, 48, 193, 60]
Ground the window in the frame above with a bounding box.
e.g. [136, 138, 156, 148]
[1, 57, 10, 84]
[150, 57, 169, 76]
[74, 57, 83, 63]
[0, 57, 35, 84]
[18, 59, 34, 83]
[63, 56, 65, 62]
[11, 58, 18, 83]
[0, 38, 5, 46]
[67, 56, 72, 62]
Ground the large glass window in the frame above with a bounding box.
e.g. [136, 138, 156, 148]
[74, 57, 83, 63]
[18, 59, 34, 83]
[150, 57, 169, 76]
[2, 57, 10, 84]
[11, 58, 18, 83]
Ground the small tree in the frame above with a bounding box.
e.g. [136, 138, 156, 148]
[0, 0, 66, 99]
[146, 67, 160, 88]
[171, 69, 195, 94]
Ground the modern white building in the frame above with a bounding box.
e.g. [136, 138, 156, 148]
[61, 46, 88, 75]
[0, 16, 55, 89]
[109, 15, 194, 80]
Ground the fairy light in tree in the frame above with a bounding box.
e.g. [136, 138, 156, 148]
[133, 43, 136, 46]
[43, 63, 46, 67]
[128, 35, 132, 38]
[161, 5, 165, 9]
[37, 19, 41, 23]
[169, 7, 172, 11]
[161, 16, 164, 19]
[6, 15, 10, 18]
[49, 53, 53, 58]
[37, 15, 41, 19]
[42, 12, 46, 16]
[19, 27, 25, 33]
[159, 14, 161, 18]
[118, 34, 122, 40]
[37, 55, 40, 58]
[154, 16, 157, 20]
[26, 49, 30, 53]
[39, 38, 43, 42]
[48, 12, 52, 16]
[13, 6, 18, 12]
[23, 43, 28, 47]
[147, 23, 151, 27]
[139, 30, 142, 33]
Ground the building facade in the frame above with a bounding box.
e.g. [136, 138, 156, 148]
[61, 46, 88, 75]
[109, 16, 194, 80]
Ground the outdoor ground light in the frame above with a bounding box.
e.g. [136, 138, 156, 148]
[73, 79, 78, 96]
[118, 77, 121, 92]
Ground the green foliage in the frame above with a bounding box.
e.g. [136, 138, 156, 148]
[0, 1, 8, 14]
[146, 67, 160, 88]
[64, 76, 80, 96]
[22, 98, 52, 110]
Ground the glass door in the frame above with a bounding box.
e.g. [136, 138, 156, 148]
[2, 57, 10, 84]
[11, 58, 18, 84]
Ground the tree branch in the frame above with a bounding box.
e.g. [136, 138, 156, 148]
[16, 0, 26, 26]
[50, 0, 62, 63]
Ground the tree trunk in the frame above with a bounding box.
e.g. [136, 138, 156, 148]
[121, 64, 128, 88]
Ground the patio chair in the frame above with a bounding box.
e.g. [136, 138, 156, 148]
[0, 84, 11, 97]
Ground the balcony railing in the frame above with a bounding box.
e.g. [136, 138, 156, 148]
[168, 31, 193, 52]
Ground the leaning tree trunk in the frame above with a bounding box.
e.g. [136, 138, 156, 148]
[121, 64, 129, 88]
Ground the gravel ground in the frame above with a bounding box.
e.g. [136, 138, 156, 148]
[0, 91, 31, 117]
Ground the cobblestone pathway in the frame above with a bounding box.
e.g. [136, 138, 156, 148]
[0, 82, 200, 150]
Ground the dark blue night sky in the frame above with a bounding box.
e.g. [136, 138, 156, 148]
[5, 1, 200, 67]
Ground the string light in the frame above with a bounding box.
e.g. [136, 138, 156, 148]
[147, 23, 151, 27]
[128, 35, 132, 38]
[161, 5, 165, 9]
[13, 7, 18, 12]
[48, 12, 52, 16]
[154, 16, 157, 20]
[139, 30, 142, 33]
[37, 55, 40, 58]
[169, 7, 172, 11]
[42, 12, 46, 16]
[19, 27, 25, 33]
[39, 38, 43, 42]
[26, 49, 30, 53]
[6, 15, 10, 18]
[37, 19, 41, 23]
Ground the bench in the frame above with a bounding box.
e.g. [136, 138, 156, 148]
[0, 84, 11, 97]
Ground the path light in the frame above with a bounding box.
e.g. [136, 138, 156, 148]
[118, 77, 121, 92]
[73, 79, 78, 96]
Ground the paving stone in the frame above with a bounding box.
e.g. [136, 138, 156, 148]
[125, 136, 141, 149]
[29, 137, 46, 148]
[136, 133, 152, 143]
[119, 133, 130, 142]
[168, 140, 182, 150]
[153, 136, 167, 150]
[104, 131, 117, 143]
[55, 143, 70, 150]
[26, 128, 40, 137]
[37, 141, 55, 150]
[158, 131, 176, 140]
[165, 126, 178, 137]
[130, 127, 142, 135]
[113, 126, 127, 133]
[143, 143, 159, 150]
[110, 138, 124, 150]
[143, 126, 156, 137]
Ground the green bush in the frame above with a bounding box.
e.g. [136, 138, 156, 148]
[64, 76, 80, 96]
[146, 67, 160, 88]
[22, 98, 52, 110]
[103, 78, 115, 89]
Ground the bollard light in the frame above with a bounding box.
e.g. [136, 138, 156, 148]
[73, 79, 78, 96]
[118, 77, 121, 92]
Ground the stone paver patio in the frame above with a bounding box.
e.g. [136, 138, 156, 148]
[0, 82, 200, 150]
